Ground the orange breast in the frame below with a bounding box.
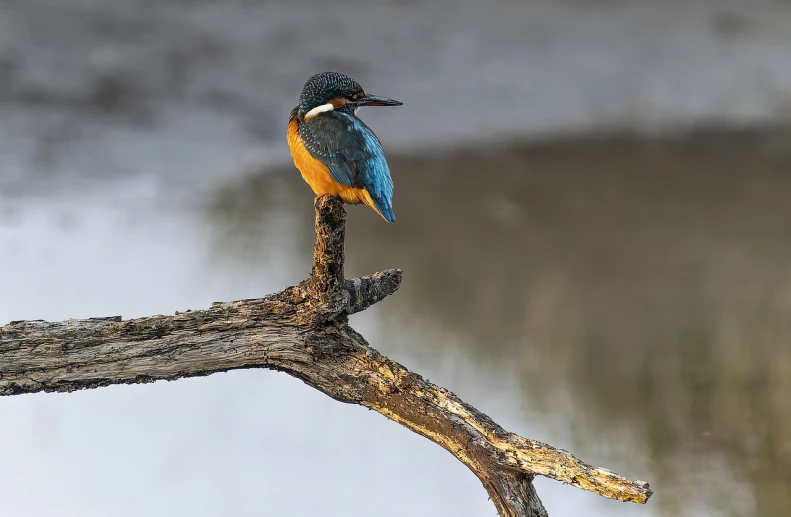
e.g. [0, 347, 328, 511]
[287, 119, 380, 213]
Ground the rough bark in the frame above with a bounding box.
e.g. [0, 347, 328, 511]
[0, 195, 652, 516]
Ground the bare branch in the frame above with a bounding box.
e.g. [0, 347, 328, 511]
[0, 195, 652, 516]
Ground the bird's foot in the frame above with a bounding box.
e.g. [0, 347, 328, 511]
[313, 194, 345, 216]
[315, 193, 341, 203]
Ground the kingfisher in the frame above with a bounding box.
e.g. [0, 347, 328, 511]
[287, 72, 402, 222]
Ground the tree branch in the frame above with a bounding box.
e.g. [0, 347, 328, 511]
[0, 195, 652, 516]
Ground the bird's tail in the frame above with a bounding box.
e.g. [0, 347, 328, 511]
[377, 204, 396, 223]
[362, 189, 396, 222]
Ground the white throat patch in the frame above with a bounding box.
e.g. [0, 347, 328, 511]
[304, 103, 335, 121]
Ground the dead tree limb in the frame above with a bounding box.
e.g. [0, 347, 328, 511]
[0, 195, 652, 516]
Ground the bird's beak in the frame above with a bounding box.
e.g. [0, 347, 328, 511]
[354, 94, 403, 107]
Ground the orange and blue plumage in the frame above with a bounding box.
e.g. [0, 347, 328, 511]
[287, 72, 402, 222]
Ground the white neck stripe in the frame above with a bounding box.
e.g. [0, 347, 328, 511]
[304, 103, 335, 121]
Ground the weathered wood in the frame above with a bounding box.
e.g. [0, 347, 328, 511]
[0, 195, 652, 516]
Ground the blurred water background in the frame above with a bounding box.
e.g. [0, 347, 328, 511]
[1, 1, 790, 516]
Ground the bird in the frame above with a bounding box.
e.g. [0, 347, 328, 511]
[287, 72, 402, 222]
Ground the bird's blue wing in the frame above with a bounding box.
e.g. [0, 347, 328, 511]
[299, 112, 394, 220]
[299, 113, 364, 186]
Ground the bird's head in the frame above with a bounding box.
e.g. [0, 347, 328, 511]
[297, 71, 402, 121]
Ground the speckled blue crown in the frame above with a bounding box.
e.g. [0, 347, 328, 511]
[298, 72, 363, 113]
